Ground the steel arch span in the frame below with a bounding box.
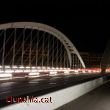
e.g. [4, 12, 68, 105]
[0, 22, 85, 71]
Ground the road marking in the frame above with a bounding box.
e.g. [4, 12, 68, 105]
[0, 82, 15, 87]
[0, 91, 10, 95]
[50, 77, 61, 80]
[31, 79, 45, 82]
[29, 81, 39, 84]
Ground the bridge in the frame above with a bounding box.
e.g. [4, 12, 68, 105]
[0, 22, 86, 80]
[0, 22, 110, 110]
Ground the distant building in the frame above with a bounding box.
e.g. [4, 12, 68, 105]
[80, 52, 103, 68]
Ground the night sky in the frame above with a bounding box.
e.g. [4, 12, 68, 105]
[0, 1, 109, 53]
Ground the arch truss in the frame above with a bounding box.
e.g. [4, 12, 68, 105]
[0, 22, 85, 75]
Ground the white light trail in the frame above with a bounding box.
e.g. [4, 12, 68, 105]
[29, 72, 40, 75]
[0, 73, 12, 77]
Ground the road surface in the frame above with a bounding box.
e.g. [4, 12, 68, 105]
[0, 73, 108, 108]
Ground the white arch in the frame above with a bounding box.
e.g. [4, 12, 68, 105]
[0, 22, 85, 68]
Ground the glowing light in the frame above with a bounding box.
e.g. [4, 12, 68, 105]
[43, 70, 49, 72]
[31, 70, 38, 72]
[0, 71, 4, 73]
[5, 70, 14, 73]
[29, 72, 40, 75]
[82, 70, 86, 73]
[51, 67, 55, 69]
[26, 66, 30, 69]
[47, 67, 50, 69]
[19, 66, 24, 69]
[38, 70, 42, 72]
[60, 68, 63, 70]
[50, 71, 57, 74]
[12, 66, 18, 69]
[37, 67, 41, 69]
[15, 70, 23, 73]
[42, 67, 46, 69]
[31, 67, 36, 69]
[0, 73, 12, 77]
[5, 66, 10, 68]
[88, 70, 92, 73]
[24, 70, 31, 72]
[64, 71, 70, 74]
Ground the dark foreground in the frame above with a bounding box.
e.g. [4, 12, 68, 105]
[0, 73, 110, 108]
[56, 80, 110, 110]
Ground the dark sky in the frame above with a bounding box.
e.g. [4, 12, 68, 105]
[0, 1, 109, 53]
